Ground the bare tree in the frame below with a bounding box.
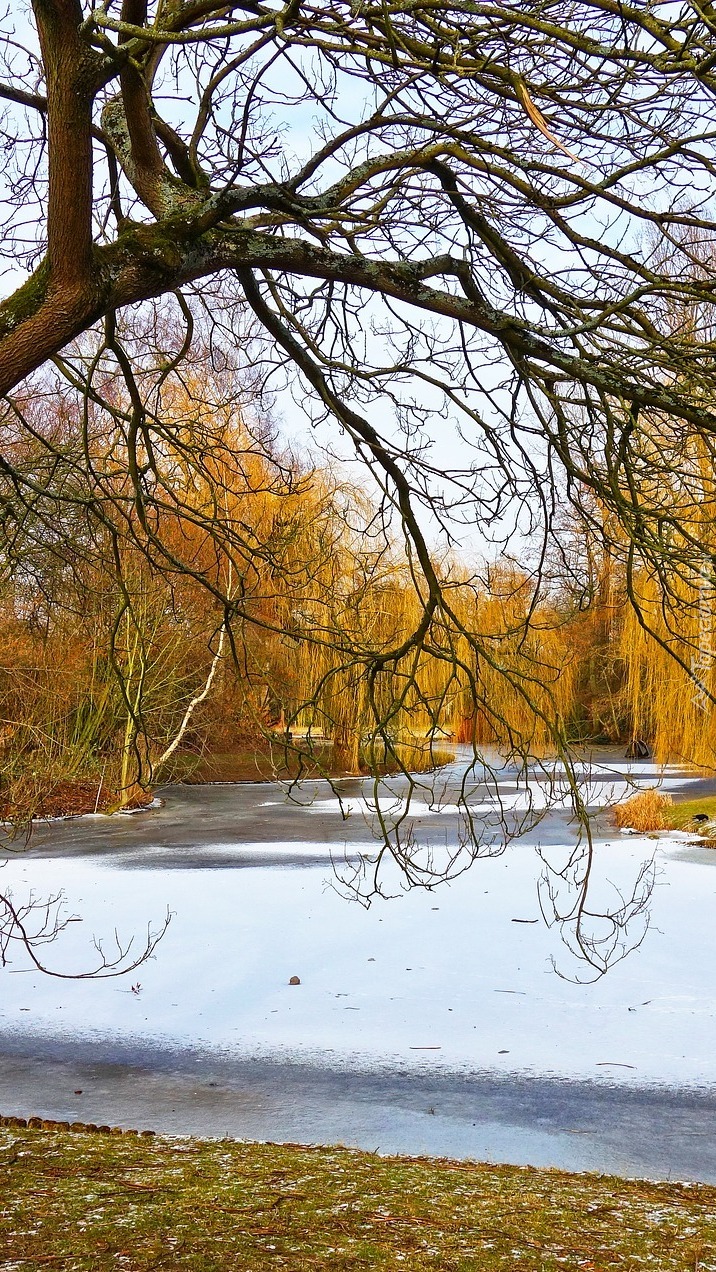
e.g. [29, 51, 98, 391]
[3, 0, 716, 973]
[0, 1, 714, 633]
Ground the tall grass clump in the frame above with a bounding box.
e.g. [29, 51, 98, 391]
[613, 788, 674, 832]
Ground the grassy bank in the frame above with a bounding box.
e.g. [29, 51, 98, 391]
[666, 795, 716, 834]
[613, 788, 716, 838]
[1, 1124, 714, 1270]
[0, 780, 154, 823]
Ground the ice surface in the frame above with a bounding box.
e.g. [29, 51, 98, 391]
[0, 752, 714, 1092]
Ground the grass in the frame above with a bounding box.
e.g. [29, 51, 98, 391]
[665, 795, 716, 834]
[0, 1124, 715, 1270]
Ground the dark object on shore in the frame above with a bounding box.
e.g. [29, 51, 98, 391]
[625, 738, 651, 759]
[692, 813, 710, 825]
[289, 975, 301, 986]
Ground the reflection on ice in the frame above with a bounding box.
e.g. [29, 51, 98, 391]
[295, 798, 477, 818]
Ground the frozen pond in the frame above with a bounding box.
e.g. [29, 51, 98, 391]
[1, 750, 716, 1181]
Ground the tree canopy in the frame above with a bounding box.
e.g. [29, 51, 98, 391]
[3, 0, 716, 597]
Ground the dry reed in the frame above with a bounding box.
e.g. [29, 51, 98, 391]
[613, 788, 674, 832]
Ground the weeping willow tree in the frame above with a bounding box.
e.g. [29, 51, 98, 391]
[246, 545, 582, 778]
[0, 361, 351, 812]
[557, 272, 716, 770]
[619, 433, 716, 770]
[620, 586, 716, 769]
[450, 568, 578, 755]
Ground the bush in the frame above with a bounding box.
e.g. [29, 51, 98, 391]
[613, 788, 673, 832]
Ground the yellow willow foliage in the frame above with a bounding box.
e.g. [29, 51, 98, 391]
[74, 356, 591, 768]
[621, 573, 716, 768]
[272, 563, 432, 752]
[0, 370, 349, 799]
[258, 557, 451, 762]
[0, 354, 599, 790]
[450, 575, 578, 754]
[268, 558, 580, 765]
[616, 429, 716, 768]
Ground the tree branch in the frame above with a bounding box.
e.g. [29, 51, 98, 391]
[31, 0, 98, 290]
